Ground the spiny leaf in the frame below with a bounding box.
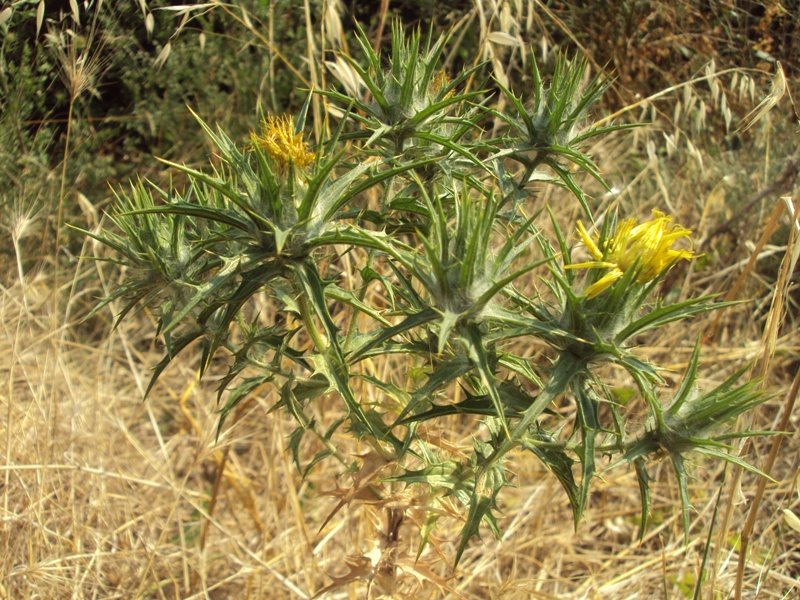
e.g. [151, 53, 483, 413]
[544, 160, 592, 220]
[347, 308, 438, 364]
[463, 325, 510, 436]
[288, 425, 309, 474]
[615, 296, 729, 343]
[573, 381, 599, 526]
[670, 452, 692, 543]
[325, 284, 391, 329]
[218, 373, 273, 435]
[394, 355, 472, 424]
[522, 430, 580, 521]
[454, 464, 506, 567]
[669, 337, 703, 415]
[386, 460, 464, 489]
[633, 458, 651, 540]
[411, 131, 488, 173]
[435, 309, 460, 355]
[144, 329, 205, 399]
[401, 380, 550, 424]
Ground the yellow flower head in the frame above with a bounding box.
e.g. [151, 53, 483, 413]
[568, 210, 694, 299]
[252, 115, 315, 169]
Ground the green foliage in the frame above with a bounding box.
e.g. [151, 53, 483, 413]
[0, 0, 318, 264]
[90, 22, 772, 567]
[323, 22, 485, 159]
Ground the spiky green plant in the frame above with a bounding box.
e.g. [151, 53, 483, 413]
[85, 23, 772, 570]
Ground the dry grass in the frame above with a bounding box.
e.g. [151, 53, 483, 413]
[3, 1, 800, 598]
[2, 176, 799, 599]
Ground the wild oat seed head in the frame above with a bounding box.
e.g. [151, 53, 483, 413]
[253, 115, 315, 169]
[569, 210, 694, 298]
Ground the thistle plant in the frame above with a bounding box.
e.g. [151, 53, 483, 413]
[87, 24, 772, 570]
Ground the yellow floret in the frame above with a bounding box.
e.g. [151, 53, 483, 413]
[568, 210, 694, 298]
[252, 115, 315, 169]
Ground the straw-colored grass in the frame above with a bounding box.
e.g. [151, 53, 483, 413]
[2, 178, 799, 598]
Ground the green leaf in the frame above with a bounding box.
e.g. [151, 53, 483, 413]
[295, 91, 313, 134]
[159, 257, 240, 334]
[669, 337, 702, 415]
[463, 324, 510, 436]
[454, 463, 506, 567]
[571, 122, 642, 145]
[358, 374, 411, 408]
[506, 353, 586, 448]
[298, 263, 403, 451]
[303, 449, 336, 477]
[615, 296, 727, 344]
[633, 458, 651, 540]
[474, 255, 554, 310]
[401, 379, 551, 424]
[347, 308, 438, 364]
[416, 495, 444, 561]
[496, 353, 543, 388]
[386, 460, 464, 489]
[144, 329, 205, 399]
[333, 157, 443, 220]
[573, 381, 599, 526]
[122, 202, 254, 233]
[297, 147, 349, 222]
[493, 77, 534, 138]
[287, 425, 308, 474]
[293, 261, 342, 359]
[408, 90, 485, 128]
[325, 284, 391, 329]
[340, 52, 390, 112]
[399, 27, 420, 108]
[521, 429, 580, 523]
[156, 159, 276, 231]
[435, 309, 460, 355]
[411, 131, 488, 172]
[292, 374, 332, 401]
[670, 452, 692, 544]
[544, 159, 592, 220]
[394, 356, 472, 423]
[218, 373, 274, 435]
[399, 394, 500, 423]
[694, 445, 773, 480]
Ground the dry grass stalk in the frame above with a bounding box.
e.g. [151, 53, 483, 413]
[735, 62, 787, 135]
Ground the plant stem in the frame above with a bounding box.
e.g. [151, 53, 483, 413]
[513, 153, 546, 193]
[297, 290, 328, 350]
[486, 353, 584, 469]
[343, 250, 375, 351]
[295, 276, 395, 462]
[296, 399, 353, 469]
